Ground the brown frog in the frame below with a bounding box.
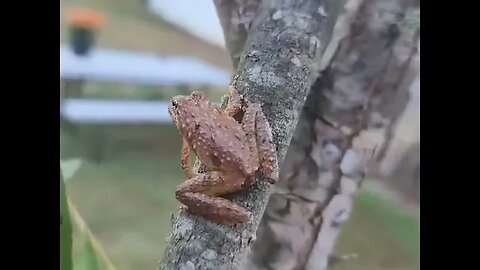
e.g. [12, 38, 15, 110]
[168, 87, 278, 224]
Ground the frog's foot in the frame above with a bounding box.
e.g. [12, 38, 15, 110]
[175, 172, 250, 224]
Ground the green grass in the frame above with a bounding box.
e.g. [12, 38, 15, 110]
[334, 191, 420, 270]
[357, 191, 419, 261]
[62, 124, 419, 270]
[68, 154, 181, 270]
[63, 124, 183, 270]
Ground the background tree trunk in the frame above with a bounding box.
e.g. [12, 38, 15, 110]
[379, 36, 420, 175]
[237, 0, 420, 269]
[378, 48, 420, 200]
[158, 0, 338, 269]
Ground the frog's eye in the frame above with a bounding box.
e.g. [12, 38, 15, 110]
[171, 100, 178, 107]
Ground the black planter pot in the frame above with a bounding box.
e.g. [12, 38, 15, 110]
[69, 27, 95, 56]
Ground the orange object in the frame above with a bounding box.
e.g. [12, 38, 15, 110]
[66, 8, 105, 30]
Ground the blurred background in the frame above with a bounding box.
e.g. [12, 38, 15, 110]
[60, 1, 420, 270]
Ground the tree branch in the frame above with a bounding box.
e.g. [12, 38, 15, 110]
[213, 0, 262, 69]
[158, 0, 336, 269]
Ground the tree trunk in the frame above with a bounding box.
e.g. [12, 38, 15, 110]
[376, 24, 420, 164]
[213, 0, 262, 68]
[158, 0, 338, 269]
[240, 1, 420, 270]
[379, 38, 420, 178]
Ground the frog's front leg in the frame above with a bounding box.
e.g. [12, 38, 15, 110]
[180, 138, 194, 179]
[175, 172, 250, 224]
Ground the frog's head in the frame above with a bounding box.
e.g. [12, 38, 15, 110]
[168, 95, 186, 125]
[168, 91, 206, 129]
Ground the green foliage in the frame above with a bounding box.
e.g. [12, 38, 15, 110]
[356, 191, 420, 261]
[69, 199, 118, 270]
[62, 158, 83, 181]
[61, 158, 117, 270]
[60, 158, 82, 270]
[60, 168, 73, 270]
[74, 237, 100, 270]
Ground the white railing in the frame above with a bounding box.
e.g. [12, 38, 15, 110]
[60, 46, 231, 87]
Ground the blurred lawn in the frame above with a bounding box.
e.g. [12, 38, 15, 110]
[62, 124, 419, 270]
[334, 191, 419, 270]
[63, 124, 182, 270]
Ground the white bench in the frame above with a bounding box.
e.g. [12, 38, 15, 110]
[61, 99, 171, 124]
[60, 99, 174, 162]
[60, 46, 231, 87]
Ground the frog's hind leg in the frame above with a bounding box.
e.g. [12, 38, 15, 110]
[175, 172, 250, 224]
[240, 102, 261, 187]
[255, 109, 278, 184]
[246, 102, 278, 184]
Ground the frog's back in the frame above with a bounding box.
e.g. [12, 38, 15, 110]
[189, 101, 250, 174]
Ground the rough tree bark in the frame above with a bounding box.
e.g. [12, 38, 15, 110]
[225, 0, 418, 270]
[213, 0, 262, 68]
[378, 35, 420, 177]
[379, 45, 420, 195]
[375, 9, 420, 164]
[158, 0, 338, 269]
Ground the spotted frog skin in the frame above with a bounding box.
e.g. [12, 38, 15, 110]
[168, 88, 278, 224]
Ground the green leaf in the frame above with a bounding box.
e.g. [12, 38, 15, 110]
[73, 236, 101, 270]
[68, 200, 117, 270]
[60, 168, 73, 270]
[61, 158, 83, 181]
